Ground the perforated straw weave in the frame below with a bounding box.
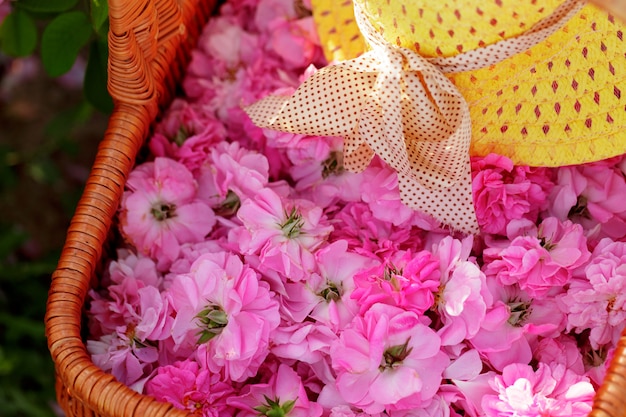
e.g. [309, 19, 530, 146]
[44, 0, 626, 416]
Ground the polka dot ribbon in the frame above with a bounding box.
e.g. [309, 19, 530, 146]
[244, 0, 583, 234]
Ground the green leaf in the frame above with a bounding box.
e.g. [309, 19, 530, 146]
[0, 10, 37, 57]
[90, 0, 109, 33]
[41, 11, 92, 77]
[84, 38, 114, 113]
[16, 0, 79, 13]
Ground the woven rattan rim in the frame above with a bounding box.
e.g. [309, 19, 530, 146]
[45, 0, 216, 416]
[44, 0, 626, 416]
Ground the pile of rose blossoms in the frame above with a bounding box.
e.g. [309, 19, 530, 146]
[86, 1, 626, 416]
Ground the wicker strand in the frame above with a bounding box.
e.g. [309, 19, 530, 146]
[45, 0, 216, 416]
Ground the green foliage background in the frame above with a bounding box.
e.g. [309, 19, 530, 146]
[0, 0, 112, 415]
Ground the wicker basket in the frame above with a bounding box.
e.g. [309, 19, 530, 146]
[44, 0, 626, 416]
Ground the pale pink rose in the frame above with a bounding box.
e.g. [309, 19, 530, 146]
[470, 281, 559, 371]
[532, 335, 586, 376]
[267, 16, 323, 69]
[107, 250, 162, 288]
[549, 161, 626, 239]
[89, 264, 171, 340]
[386, 397, 454, 417]
[481, 362, 594, 417]
[228, 363, 324, 417]
[279, 279, 321, 323]
[148, 100, 226, 172]
[329, 202, 426, 260]
[199, 16, 260, 70]
[231, 187, 332, 281]
[329, 405, 382, 417]
[352, 250, 440, 316]
[168, 251, 280, 381]
[433, 237, 492, 345]
[166, 240, 226, 277]
[270, 321, 337, 364]
[446, 372, 498, 417]
[196, 140, 270, 209]
[483, 217, 590, 298]
[331, 303, 449, 413]
[438, 352, 489, 416]
[309, 240, 374, 331]
[120, 158, 216, 271]
[253, 0, 298, 32]
[87, 330, 159, 388]
[279, 240, 371, 328]
[471, 153, 554, 235]
[360, 158, 436, 228]
[288, 136, 364, 208]
[559, 238, 626, 349]
[146, 358, 235, 416]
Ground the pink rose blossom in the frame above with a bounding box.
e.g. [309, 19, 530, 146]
[548, 161, 626, 240]
[196, 140, 270, 208]
[432, 237, 492, 346]
[470, 281, 559, 371]
[271, 321, 337, 365]
[232, 187, 332, 281]
[228, 363, 324, 417]
[352, 251, 440, 316]
[483, 217, 590, 298]
[146, 358, 235, 416]
[471, 153, 553, 235]
[87, 328, 159, 389]
[148, 100, 226, 171]
[278, 240, 372, 329]
[481, 362, 594, 417]
[267, 16, 323, 69]
[329, 202, 426, 260]
[360, 157, 436, 228]
[309, 240, 374, 331]
[120, 158, 216, 271]
[331, 303, 449, 413]
[289, 137, 364, 208]
[89, 251, 162, 337]
[559, 238, 626, 348]
[532, 335, 586, 377]
[168, 251, 280, 381]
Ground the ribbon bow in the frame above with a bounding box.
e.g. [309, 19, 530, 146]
[245, 0, 583, 234]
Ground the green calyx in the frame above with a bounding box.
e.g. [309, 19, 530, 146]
[507, 298, 532, 327]
[319, 281, 341, 302]
[195, 305, 228, 344]
[380, 338, 413, 370]
[321, 151, 345, 179]
[151, 202, 176, 221]
[279, 207, 305, 238]
[253, 395, 296, 417]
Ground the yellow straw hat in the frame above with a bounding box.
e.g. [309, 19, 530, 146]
[313, 0, 626, 167]
[245, 0, 626, 233]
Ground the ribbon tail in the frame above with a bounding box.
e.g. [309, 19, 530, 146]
[397, 164, 480, 234]
[243, 60, 379, 137]
[244, 95, 291, 128]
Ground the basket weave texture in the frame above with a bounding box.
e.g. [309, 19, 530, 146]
[44, 0, 215, 415]
[44, 0, 626, 416]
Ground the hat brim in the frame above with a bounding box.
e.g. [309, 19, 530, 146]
[312, 1, 626, 167]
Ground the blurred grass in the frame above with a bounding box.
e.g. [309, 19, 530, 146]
[0, 54, 108, 417]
